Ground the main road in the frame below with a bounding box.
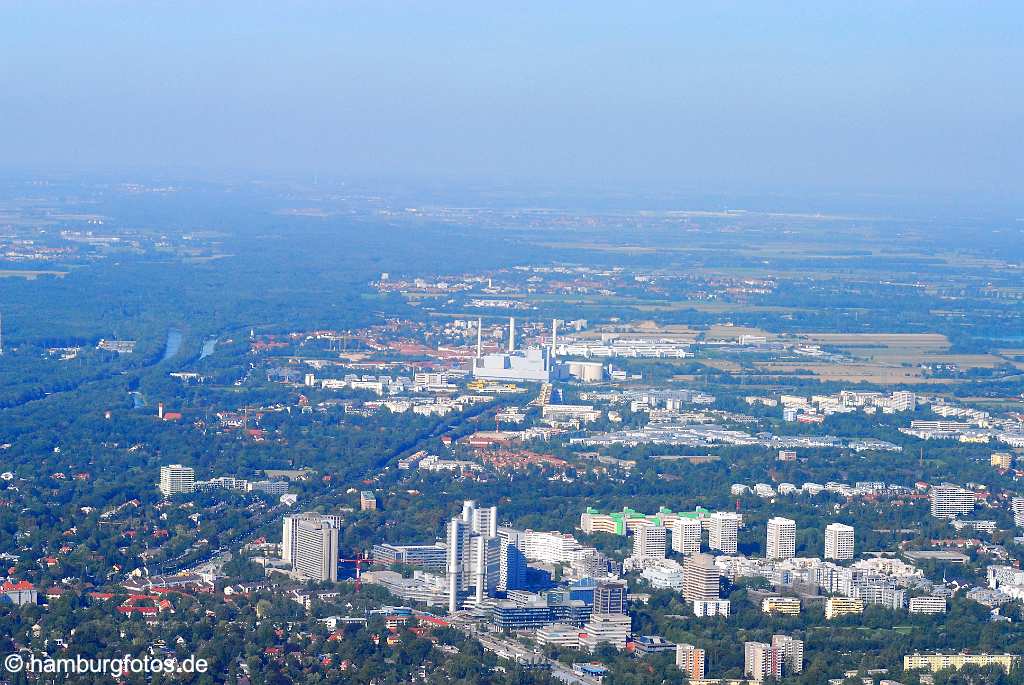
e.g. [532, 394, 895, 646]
[447, 615, 600, 685]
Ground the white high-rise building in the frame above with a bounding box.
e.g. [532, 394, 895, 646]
[745, 635, 803, 681]
[632, 524, 668, 560]
[1012, 497, 1024, 528]
[744, 642, 776, 681]
[708, 512, 740, 554]
[448, 501, 501, 612]
[282, 512, 343, 565]
[683, 553, 720, 602]
[672, 517, 702, 555]
[766, 517, 796, 560]
[772, 635, 804, 675]
[824, 523, 855, 560]
[467, 500, 498, 537]
[930, 484, 976, 518]
[159, 464, 195, 496]
[283, 513, 340, 582]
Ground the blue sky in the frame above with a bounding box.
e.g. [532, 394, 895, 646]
[2, 2, 1021, 205]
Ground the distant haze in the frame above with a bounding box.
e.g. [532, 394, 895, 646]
[2, 2, 1021, 207]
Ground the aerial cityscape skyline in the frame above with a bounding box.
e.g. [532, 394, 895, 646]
[0, 3, 1023, 684]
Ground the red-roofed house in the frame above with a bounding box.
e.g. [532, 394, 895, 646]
[2, 580, 38, 606]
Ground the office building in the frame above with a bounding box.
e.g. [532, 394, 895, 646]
[930, 484, 976, 518]
[766, 517, 796, 560]
[491, 597, 552, 630]
[632, 635, 676, 657]
[579, 613, 632, 652]
[593, 580, 628, 614]
[536, 623, 582, 648]
[671, 517, 702, 555]
[824, 523, 855, 561]
[626, 634, 675, 655]
[641, 560, 685, 590]
[632, 524, 668, 560]
[248, 480, 289, 496]
[284, 514, 340, 582]
[447, 501, 501, 612]
[359, 569, 449, 607]
[371, 543, 448, 574]
[159, 464, 195, 496]
[497, 527, 528, 591]
[282, 512, 343, 566]
[676, 643, 706, 680]
[522, 530, 584, 563]
[683, 554, 720, 602]
[708, 512, 740, 554]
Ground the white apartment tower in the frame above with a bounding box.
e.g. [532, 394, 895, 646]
[708, 512, 740, 554]
[1012, 497, 1024, 528]
[671, 517, 702, 555]
[930, 484, 976, 518]
[824, 523, 855, 560]
[766, 517, 796, 560]
[771, 635, 804, 675]
[745, 635, 804, 681]
[159, 464, 195, 496]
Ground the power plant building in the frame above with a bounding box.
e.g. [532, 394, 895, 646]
[471, 317, 566, 383]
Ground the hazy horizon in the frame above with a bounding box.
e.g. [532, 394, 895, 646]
[3, 2, 1022, 210]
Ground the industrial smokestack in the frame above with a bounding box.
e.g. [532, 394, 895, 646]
[157, 402, 165, 419]
[508, 317, 515, 353]
[476, 318, 483, 358]
[551, 318, 558, 358]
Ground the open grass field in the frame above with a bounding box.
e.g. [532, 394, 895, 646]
[796, 332, 950, 347]
[706, 324, 776, 340]
[632, 301, 806, 314]
[700, 359, 744, 372]
[752, 361, 937, 384]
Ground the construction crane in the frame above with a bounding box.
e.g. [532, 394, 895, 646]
[339, 553, 372, 591]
